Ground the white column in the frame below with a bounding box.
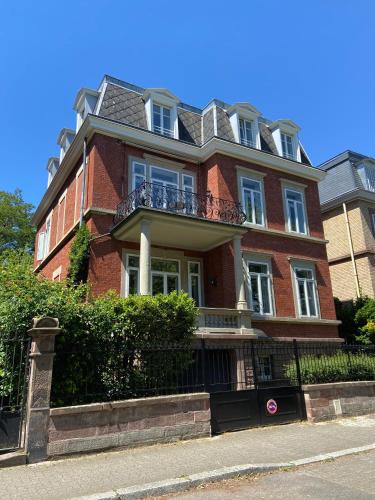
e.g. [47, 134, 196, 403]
[233, 235, 247, 310]
[139, 219, 151, 295]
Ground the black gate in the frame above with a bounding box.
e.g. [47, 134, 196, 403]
[0, 337, 30, 452]
[206, 341, 306, 434]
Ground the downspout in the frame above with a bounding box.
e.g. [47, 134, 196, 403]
[343, 202, 360, 298]
[79, 138, 88, 227]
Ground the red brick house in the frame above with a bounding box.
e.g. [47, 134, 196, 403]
[32, 75, 340, 341]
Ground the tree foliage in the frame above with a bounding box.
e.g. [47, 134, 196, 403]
[0, 189, 35, 254]
[355, 298, 375, 344]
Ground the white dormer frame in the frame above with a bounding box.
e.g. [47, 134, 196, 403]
[227, 103, 261, 149]
[269, 120, 301, 162]
[46, 157, 60, 188]
[73, 88, 100, 131]
[143, 89, 180, 140]
[57, 128, 76, 163]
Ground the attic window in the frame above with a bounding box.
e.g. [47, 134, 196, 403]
[357, 163, 375, 192]
[153, 104, 173, 137]
[239, 119, 255, 147]
[281, 133, 295, 160]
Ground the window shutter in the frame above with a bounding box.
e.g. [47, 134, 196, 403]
[37, 232, 46, 260]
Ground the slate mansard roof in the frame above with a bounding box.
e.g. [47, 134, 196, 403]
[319, 150, 375, 208]
[95, 75, 311, 164]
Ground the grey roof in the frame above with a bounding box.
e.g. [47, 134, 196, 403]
[318, 150, 373, 205]
[94, 75, 311, 165]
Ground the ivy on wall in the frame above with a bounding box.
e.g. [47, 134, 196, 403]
[68, 223, 91, 285]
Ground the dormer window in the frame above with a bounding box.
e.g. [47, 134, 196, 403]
[46, 157, 59, 188]
[73, 88, 99, 132]
[239, 119, 255, 147]
[281, 132, 295, 160]
[144, 89, 180, 140]
[227, 103, 261, 150]
[153, 104, 173, 137]
[357, 161, 375, 193]
[269, 120, 301, 162]
[57, 129, 75, 163]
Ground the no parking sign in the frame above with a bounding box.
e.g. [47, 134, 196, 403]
[266, 399, 278, 415]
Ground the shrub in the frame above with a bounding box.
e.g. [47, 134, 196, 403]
[284, 352, 375, 385]
[0, 250, 199, 406]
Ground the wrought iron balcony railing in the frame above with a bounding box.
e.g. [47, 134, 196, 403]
[113, 181, 247, 226]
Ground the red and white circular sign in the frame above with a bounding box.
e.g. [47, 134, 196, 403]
[266, 399, 278, 415]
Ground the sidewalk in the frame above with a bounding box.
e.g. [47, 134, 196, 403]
[2, 415, 375, 500]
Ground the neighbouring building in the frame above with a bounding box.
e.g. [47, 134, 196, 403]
[319, 150, 375, 302]
[32, 75, 340, 341]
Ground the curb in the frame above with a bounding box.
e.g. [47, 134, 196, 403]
[74, 442, 375, 499]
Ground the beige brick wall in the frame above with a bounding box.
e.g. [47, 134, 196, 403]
[323, 200, 375, 300]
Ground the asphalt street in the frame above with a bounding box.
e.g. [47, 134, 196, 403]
[165, 449, 375, 499]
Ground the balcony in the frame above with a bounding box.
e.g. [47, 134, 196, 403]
[196, 308, 258, 338]
[114, 182, 247, 227]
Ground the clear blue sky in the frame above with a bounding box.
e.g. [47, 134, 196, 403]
[1, 0, 374, 209]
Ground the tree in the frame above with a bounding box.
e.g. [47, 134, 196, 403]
[0, 189, 35, 254]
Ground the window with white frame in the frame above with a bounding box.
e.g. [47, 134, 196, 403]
[188, 261, 201, 305]
[357, 163, 375, 192]
[36, 213, 52, 261]
[241, 177, 264, 225]
[130, 160, 195, 212]
[153, 104, 173, 137]
[151, 258, 180, 295]
[56, 192, 66, 242]
[257, 355, 273, 381]
[285, 188, 307, 234]
[247, 261, 273, 315]
[293, 266, 319, 318]
[281, 133, 295, 160]
[126, 255, 140, 295]
[239, 119, 255, 147]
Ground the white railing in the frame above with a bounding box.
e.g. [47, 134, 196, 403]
[197, 307, 253, 335]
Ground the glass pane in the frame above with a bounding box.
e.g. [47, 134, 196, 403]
[135, 175, 145, 189]
[128, 256, 139, 268]
[239, 119, 245, 141]
[250, 275, 260, 313]
[190, 275, 200, 304]
[244, 190, 253, 223]
[296, 202, 306, 233]
[245, 121, 254, 144]
[253, 191, 263, 224]
[296, 269, 313, 279]
[249, 263, 267, 274]
[133, 163, 145, 175]
[288, 200, 297, 231]
[298, 281, 308, 315]
[286, 190, 302, 202]
[151, 167, 178, 185]
[153, 105, 161, 129]
[189, 262, 199, 274]
[167, 275, 178, 294]
[307, 281, 317, 316]
[152, 274, 164, 295]
[128, 269, 138, 295]
[163, 107, 171, 131]
[151, 259, 179, 273]
[260, 276, 271, 314]
[242, 178, 260, 192]
[183, 175, 193, 187]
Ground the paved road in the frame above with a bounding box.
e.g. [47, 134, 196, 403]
[166, 449, 375, 499]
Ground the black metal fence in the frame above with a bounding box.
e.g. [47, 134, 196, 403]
[51, 340, 375, 408]
[0, 337, 30, 451]
[113, 181, 247, 227]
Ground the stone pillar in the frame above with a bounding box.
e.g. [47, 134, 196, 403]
[233, 235, 247, 310]
[24, 317, 60, 463]
[140, 218, 151, 295]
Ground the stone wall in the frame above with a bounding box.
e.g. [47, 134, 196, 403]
[303, 381, 375, 422]
[48, 393, 211, 457]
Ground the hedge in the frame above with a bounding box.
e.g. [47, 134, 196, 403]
[284, 352, 375, 385]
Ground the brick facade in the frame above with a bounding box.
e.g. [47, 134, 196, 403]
[35, 133, 339, 340]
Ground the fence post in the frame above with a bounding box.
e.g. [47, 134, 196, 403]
[24, 317, 60, 463]
[293, 339, 303, 388]
[201, 339, 208, 392]
[250, 340, 258, 389]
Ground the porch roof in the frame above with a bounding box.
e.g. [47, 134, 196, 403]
[111, 207, 246, 251]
